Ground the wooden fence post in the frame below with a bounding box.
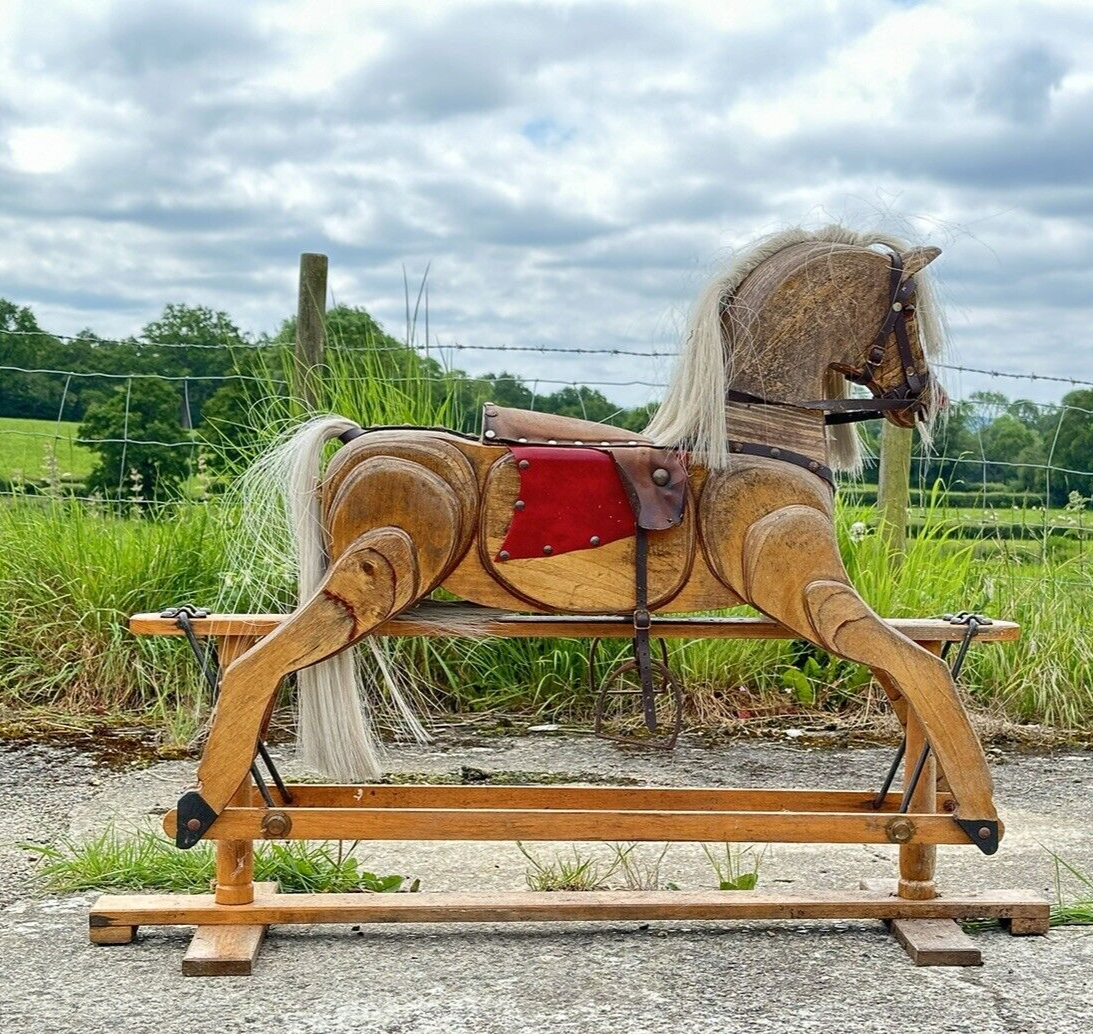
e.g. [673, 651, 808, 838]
[877, 421, 912, 553]
[294, 253, 328, 409]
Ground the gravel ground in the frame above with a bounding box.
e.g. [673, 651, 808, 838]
[1, 732, 1091, 1034]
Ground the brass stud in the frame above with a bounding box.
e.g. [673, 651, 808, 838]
[651, 467, 670, 487]
[514, 500, 525, 511]
[590, 535, 600, 546]
[518, 459, 530, 470]
[498, 550, 510, 561]
[542, 545, 553, 555]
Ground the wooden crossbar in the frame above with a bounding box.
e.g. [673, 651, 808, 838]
[130, 601, 1020, 642]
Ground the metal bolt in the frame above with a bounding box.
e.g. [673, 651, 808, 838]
[518, 459, 530, 470]
[518, 437, 527, 443]
[485, 407, 498, 417]
[498, 550, 510, 561]
[590, 536, 600, 546]
[514, 500, 525, 511]
[770, 447, 781, 457]
[885, 817, 916, 844]
[906, 366, 916, 376]
[808, 461, 818, 471]
[548, 439, 557, 445]
[261, 811, 292, 837]
[484, 429, 496, 439]
[732, 442, 743, 452]
[978, 826, 991, 839]
[651, 467, 670, 487]
[542, 545, 553, 555]
[574, 440, 583, 445]
[892, 301, 903, 311]
[186, 818, 202, 832]
[601, 441, 610, 446]
[942, 798, 957, 813]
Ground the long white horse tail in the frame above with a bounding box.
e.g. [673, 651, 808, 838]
[227, 415, 426, 782]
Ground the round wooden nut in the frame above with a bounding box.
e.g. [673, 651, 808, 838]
[651, 467, 670, 487]
[261, 811, 292, 837]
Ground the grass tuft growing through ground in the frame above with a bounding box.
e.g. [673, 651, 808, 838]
[20, 828, 417, 894]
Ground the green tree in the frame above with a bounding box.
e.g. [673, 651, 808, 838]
[1049, 389, 1093, 501]
[80, 379, 192, 499]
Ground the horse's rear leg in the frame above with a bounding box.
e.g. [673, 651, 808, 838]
[176, 527, 419, 847]
[741, 505, 999, 852]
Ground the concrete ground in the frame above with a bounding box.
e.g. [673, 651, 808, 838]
[1, 731, 1091, 1034]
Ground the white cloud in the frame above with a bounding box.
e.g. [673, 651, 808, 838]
[1, 0, 1092, 407]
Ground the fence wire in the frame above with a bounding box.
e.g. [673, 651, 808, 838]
[1, 329, 1091, 579]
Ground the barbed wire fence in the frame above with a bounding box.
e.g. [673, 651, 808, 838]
[1, 254, 1090, 576]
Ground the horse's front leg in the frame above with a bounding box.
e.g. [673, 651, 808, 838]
[740, 504, 999, 852]
[175, 527, 419, 847]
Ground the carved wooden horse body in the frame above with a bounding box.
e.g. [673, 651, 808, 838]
[177, 236, 999, 856]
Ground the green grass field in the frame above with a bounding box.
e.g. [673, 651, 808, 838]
[0, 416, 95, 485]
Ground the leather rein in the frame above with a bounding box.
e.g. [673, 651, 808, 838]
[726, 250, 928, 428]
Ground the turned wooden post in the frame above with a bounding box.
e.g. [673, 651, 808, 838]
[899, 643, 939, 901]
[213, 634, 261, 907]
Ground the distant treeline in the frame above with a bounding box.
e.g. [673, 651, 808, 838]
[2, 297, 1091, 504]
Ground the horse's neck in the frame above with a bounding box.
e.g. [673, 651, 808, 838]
[724, 399, 828, 465]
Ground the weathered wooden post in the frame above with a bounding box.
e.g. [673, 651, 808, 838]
[294, 253, 328, 409]
[877, 422, 912, 553]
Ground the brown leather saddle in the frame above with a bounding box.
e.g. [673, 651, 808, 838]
[480, 404, 687, 747]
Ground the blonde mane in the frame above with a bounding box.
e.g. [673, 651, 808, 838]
[644, 225, 947, 474]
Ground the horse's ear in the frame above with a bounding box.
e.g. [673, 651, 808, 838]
[901, 246, 941, 276]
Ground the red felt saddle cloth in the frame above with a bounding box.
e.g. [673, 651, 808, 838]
[495, 446, 637, 561]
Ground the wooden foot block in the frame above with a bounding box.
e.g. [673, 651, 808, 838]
[1005, 915, 1051, 936]
[182, 883, 276, 977]
[89, 925, 137, 945]
[891, 918, 982, 966]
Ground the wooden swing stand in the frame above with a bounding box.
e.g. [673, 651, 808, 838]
[89, 607, 1049, 975]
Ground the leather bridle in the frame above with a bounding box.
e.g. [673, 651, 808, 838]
[727, 250, 931, 427]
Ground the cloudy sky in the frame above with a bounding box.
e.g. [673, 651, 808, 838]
[2, 0, 1092, 407]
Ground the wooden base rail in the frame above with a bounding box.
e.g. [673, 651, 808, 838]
[89, 884, 1050, 976]
[159, 784, 974, 848]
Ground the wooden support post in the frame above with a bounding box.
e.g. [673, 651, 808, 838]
[877, 421, 912, 554]
[294, 252, 328, 409]
[899, 704, 937, 901]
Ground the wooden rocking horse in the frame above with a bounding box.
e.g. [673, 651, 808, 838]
[91, 228, 1049, 973]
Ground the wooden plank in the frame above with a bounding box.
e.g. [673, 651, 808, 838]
[182, 883, 276, 977]
[270, 783, 953, 814]
[165, 805, 978, 846]
[891, 918, 982, 966]
[89, 887, 1051, 929]
[1005, 915, 1051, 936]
[130, 603, 1020, 642]
[89, 925, 136, 945]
